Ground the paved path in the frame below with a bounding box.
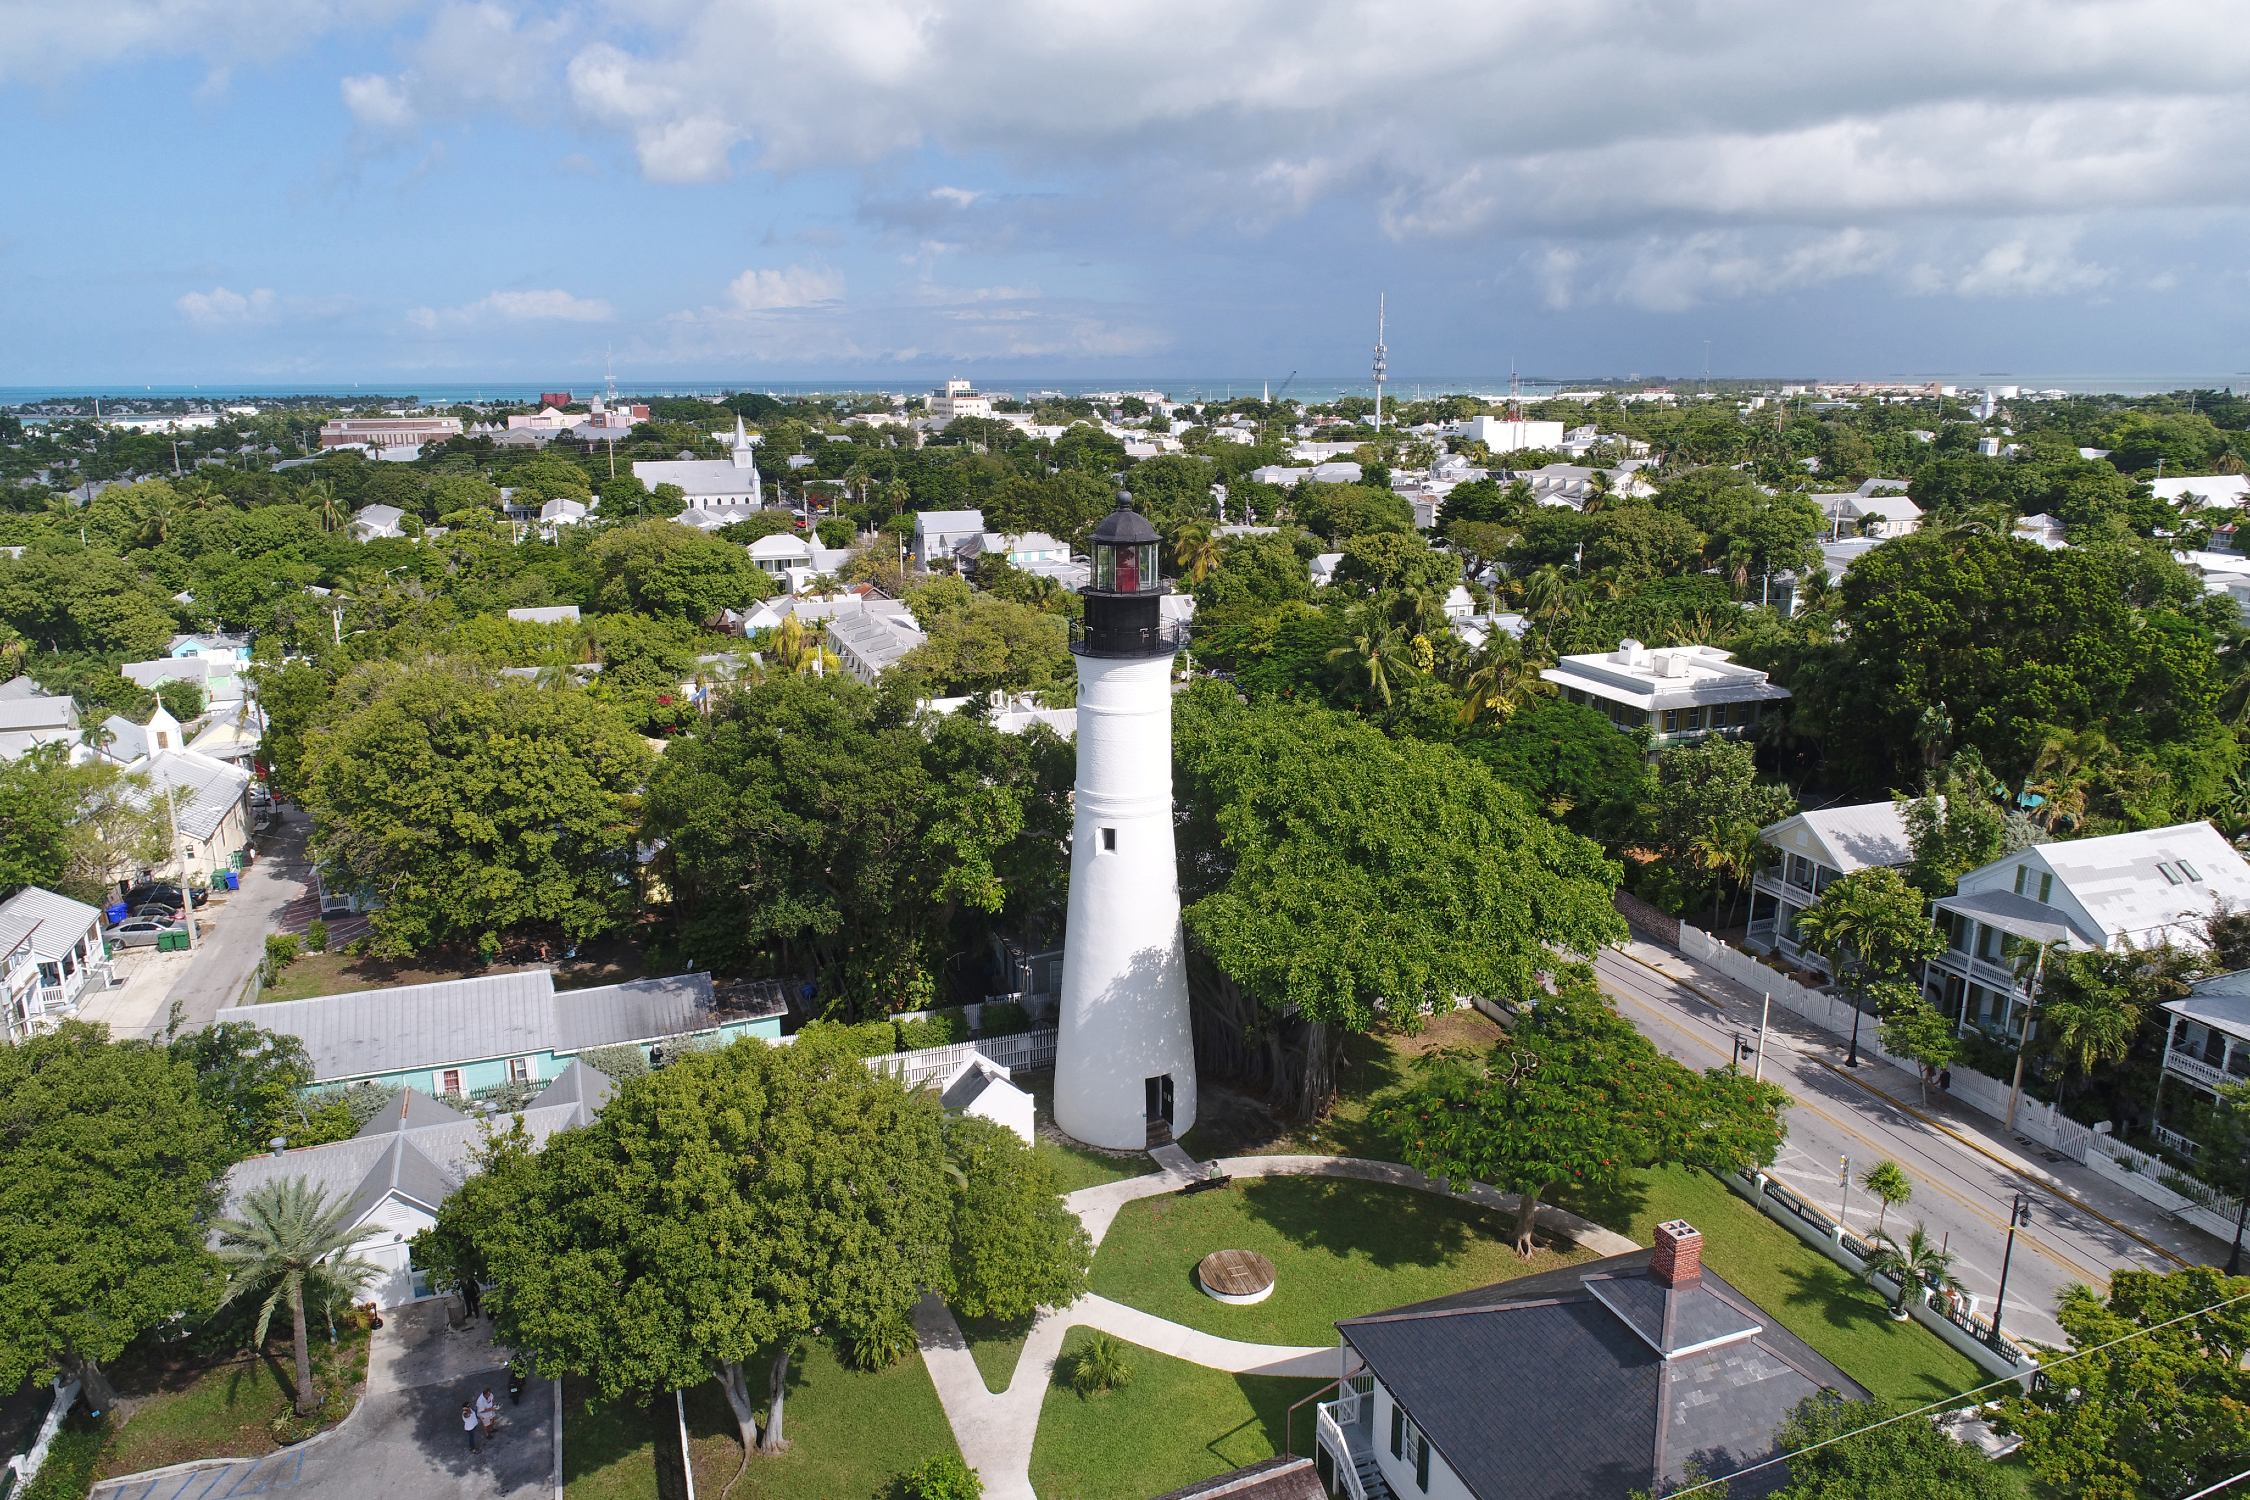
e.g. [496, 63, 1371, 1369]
[94, 1301, 555, 1500]
[915, 1150, 1637, 1500]
[1595, 938, 2221, 1349]
[165, 807, 314, 1025]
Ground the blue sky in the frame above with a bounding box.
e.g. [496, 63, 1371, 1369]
[3, 1, 2247, 387]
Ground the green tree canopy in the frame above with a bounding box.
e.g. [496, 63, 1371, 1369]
[1377, 972, 1787, 1253]
[300, 662, 652, 956]
[2002, 1266, 2250, 1500]
[1770, 1392, 2014, 1499]
[591, 519, 774, 625]
[0, 1022, 231, 1407]
[1174, 686, 1625, 1115]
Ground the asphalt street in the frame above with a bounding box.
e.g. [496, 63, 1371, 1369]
[1592, 943, 2215, 1350]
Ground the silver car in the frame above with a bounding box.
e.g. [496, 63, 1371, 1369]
[109, 917, 184, 947]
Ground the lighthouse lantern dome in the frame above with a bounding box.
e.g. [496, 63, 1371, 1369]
[1089, 489, 1163, 595]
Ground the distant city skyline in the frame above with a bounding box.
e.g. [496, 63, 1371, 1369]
[3, 2, 2245, 385]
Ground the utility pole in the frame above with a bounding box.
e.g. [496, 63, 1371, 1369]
[1371, 293, 1388, 435]
[166, 790, 196, 953]
[1837, 1154, 1853, 1235]
[2004, 941, 2050, 1133]
[1753, 992, 1772, 1081]
[1989, 1193, 2032, 1352]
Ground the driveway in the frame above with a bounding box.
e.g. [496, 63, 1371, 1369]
[165, 806, 315, 1026]
[94, 1300, 555, 1500]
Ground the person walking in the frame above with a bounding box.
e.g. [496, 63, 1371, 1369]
[461, 1403, 481, 1454]
[475, 1387, 499, 1441]
[1938, 1067, 1952, 1095]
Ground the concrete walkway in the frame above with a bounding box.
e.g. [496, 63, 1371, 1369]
[165, 806, 314, 1025]
[915, 1149, 1640, 1500]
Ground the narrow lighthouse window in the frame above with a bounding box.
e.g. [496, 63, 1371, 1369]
[1102, 828, 1117, 852]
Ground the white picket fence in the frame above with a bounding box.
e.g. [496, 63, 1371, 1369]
[1677, 923, 2098, 1162]
[862, 1027, 1058, 1090]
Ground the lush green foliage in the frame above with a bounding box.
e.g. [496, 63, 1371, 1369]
[1771, 1392, 2016, 1499]
[300, 661, 651, 956]
[0, 1024, 230, 1402]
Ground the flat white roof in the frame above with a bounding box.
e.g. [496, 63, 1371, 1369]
[1541, 640, 1790, 712]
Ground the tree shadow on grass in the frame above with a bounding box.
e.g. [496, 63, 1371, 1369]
[1550, 1173, 1657, 1244]
[1230, 1175, 1474, 1271]
[1767, 1259, 1965, 1405]
[1212, 1372, 1327, 1472]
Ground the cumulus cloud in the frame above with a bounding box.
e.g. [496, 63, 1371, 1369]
[725, 265, 844, 312]
[0, 0, 364, 84]
[176, 286, 278, 327]
[340, 73, 413, 130]
[1908, 236, 2112, 298]
[339, 2, 569, 137]
[406, 289, 614, 329]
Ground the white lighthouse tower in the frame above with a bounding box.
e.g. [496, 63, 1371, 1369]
[1052, 491, 1197, 1151]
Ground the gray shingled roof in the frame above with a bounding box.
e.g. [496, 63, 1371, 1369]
[1154, 1457, 1324, 1500]
[1339, 1250, 1865, 1500]
[135, 750, 250, 840]
[214, 970, 717, 1082]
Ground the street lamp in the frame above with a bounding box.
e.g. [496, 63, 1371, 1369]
[1988, 1192, 2033, 1353]
[2228, 1181, 2247, 1277]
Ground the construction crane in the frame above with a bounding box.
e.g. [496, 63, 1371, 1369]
[1266, 370, 1298, 406]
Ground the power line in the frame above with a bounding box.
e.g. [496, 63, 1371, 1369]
[1665, 1286, 2250, 1497]
[2183, 1468, 2250, 1500]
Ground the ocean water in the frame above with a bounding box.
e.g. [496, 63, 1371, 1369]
[2, 371, 2240, 408]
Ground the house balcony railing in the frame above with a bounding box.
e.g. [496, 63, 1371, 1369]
[2153, 1122, 2202, 1159]
[2161, 1052, 2242, 1096]
[1315, 1381, 1387, 1500]
[1751, 869, 1822, 907]
[1929, 950, 2027, 999]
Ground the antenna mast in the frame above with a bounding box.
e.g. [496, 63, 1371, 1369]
[1371, 293, 1389, 433]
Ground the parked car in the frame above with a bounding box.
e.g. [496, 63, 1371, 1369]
[129, 902, 181, 922]
[109, 917, 183, 947]
[122, 882, 184, 911]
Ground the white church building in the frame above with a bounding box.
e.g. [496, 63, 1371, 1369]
[632, 417, 765, 518]
[1051, 491, 1198, 1151]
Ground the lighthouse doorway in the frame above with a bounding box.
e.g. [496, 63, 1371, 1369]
[1144, 1074, 1176, 1136]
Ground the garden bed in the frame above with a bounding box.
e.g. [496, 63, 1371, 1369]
[93, 1319, 374, 1480]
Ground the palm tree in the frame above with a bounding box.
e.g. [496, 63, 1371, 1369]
[883, 478, 911, 515]
[1456, 639, 1542, 727]
[1858, 1223, 1961, 1319]
[1582, 468, 1615, 513]
[305, 478, 344, 534]
[2024, 726, 2118, 832]
[212, 1179, 379, 1414]
[1327, 607, 1412, 709]
[1522, 565, 1571, 655]
[840, 461, 872, 508]
[1172, 523, 1223, 586]
[0, 624, 25, 681]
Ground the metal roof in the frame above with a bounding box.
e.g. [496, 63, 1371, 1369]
[2164, 970, 2250, 1045]
[136, 750, 250, 840]
[0, 886, 102, 960]
[1759, 801, 1914, 875]
[215, 970, 717, 1082]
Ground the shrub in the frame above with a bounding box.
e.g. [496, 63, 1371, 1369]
[576, 1043, 651, 1081]
[798, 1019, 902, 1058]
[261, 933, 302, 981]
[470, 1079, 543, 1112]
[23, 1411, 107, 1500]
[843, 1313, 917, 1372]
[899, 1453, 983, 1500]
[895, 1007, 971, 1052]
[975, 1001, 1029, 1038]
[1067, 1334, 1133, 1397]
[303, 918, 329, 953]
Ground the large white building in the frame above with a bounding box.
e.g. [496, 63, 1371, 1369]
[631, 418, 765, 508]
[1053, 493, 1196, 1151]
[1541, 640, 1790, 758]
[1923, 821, 2250, 1046]
[927, 378, 994, 424]
[1443, 415, 1565, 452]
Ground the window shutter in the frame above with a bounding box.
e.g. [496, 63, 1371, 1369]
[1390, 1405, 1403, 1458]
[1415, 1434, 1431, 1491]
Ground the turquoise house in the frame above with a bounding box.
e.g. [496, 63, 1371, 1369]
[215, 969, 783, 1099]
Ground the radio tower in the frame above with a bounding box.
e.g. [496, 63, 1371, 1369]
[1371, 293, 1389, 433]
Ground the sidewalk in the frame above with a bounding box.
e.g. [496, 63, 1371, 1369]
[1615, 935, 2228, 1270]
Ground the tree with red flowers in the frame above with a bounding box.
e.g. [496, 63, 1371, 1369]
[1376, 967, 1787, 1254]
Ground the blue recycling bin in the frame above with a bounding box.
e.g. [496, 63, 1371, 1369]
[106, 902, 128, 925]
[223, 871, 241, 892]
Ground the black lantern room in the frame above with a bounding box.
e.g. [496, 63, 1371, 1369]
[1075, 489, 1172, 657]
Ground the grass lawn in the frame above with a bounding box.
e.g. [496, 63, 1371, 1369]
[260, 940, 649, 1004]
[681, 1340, 960, 1499]
[1029, 1330, 1323, 1500]
[1020, 1071, 1158, 1195]
[95, 1322, 372, 1479]
[957, 1313, 1035, 1394]
[1557, 1165, 1986, 1405]
[1089, 1174, 1588, 1347]
[561, 1378, 662, 1500]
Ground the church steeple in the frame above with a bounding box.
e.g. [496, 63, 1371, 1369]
[728, 415, 763, 506]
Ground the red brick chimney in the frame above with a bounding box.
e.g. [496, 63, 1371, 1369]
[1651, 1219, 1702, 1288]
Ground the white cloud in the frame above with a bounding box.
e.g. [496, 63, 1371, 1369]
[340, 73, 414, 130]
[1908, 235, 2112, 298]
[929, 186, 981, 208]
[406, 289, 614, 329]
[176, 286, 277, 327]
[0, 0, 368, 85]
[725, 265, 844, 312]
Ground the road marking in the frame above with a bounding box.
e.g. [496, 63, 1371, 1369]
[1595, 951, 2121, 1290]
